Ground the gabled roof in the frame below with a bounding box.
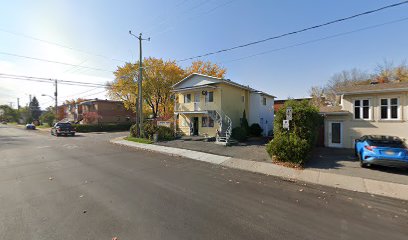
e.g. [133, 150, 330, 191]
[337, 81, 408, 95]
[173, 73, 275, 98]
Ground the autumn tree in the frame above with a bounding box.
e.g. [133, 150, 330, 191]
[108, 62, 139, 112]
[184, 60, 227, 78]
[108, 57, 184, 118]
[143, 57, 184, 118]
[309, 86, 326, 108]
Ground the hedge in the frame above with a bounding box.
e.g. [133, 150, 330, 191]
[72, 123, 132, 132]
[266, 100, 323, 165]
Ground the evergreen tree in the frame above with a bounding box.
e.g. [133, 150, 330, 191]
[29, 96, 42, 120]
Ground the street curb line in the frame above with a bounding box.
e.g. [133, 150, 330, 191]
[110, 138, 408, 201]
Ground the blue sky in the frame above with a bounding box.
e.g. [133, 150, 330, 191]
[1, 0, 408, 108]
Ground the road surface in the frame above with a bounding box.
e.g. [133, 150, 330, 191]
[0, 125, 407, 240]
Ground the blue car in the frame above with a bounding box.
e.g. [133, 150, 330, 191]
[355, 135, 408, 169]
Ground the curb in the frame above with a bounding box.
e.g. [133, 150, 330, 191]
[110, 137, 408, 201]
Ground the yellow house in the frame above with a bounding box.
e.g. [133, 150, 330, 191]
[321, 82, 408, 148]
[172, 73, 275, 144]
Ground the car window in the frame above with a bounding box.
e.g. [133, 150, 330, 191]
[368, 140, 406, 148]
[56, 123, 72, 127]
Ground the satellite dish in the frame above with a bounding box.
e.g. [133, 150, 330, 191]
[202, 90, 208, 95]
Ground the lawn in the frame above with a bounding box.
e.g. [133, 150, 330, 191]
[124, 136, 153, 144]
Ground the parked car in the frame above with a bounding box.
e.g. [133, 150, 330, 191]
[26, 123, 36, 130]
[51, 122, 76, 136]
[1, 121, 7, 124]
[355, 135, 408, 168]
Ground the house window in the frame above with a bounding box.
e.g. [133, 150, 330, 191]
[205, 91, 214, 102]
[380, 98, 399, 120]
[354, 99, 370, 120]
[241, 95, 245, 103]
[184, 94, 191, 103]
[202, 117, 208, 127]
[209, 117, 214, 127]
[263, 97, 267, 105]
[202, 117, 214, 127]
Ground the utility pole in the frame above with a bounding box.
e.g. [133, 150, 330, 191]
[17, 98, 20, 110]
[54, 80, 58, 119]
[129, 30, 150, 137]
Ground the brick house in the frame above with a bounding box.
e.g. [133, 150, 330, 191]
[78, 99, 135, 124]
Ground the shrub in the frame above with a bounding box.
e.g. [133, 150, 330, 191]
[72, 123, 132, 133]
[266, 133, 311, 165]
[241, 110, 249, 132]
[231, 127, 248, 142]
[266, 99, 323, 165]
[157, 126, 175, 141]
[143, 121, 158, 139]
[130, 124, 138, 137]
[249, 123, 263, 136]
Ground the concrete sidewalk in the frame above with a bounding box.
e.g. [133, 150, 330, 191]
[111, 137, 408, 201]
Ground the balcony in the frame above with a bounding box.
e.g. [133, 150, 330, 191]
[175, 102, 219, 113]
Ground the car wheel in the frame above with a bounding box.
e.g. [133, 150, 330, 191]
[357, 152, 368, 168]
[360, 160, 368, 168]
[71, 133, 75, 136]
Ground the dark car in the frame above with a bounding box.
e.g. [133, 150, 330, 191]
[355, 135, 408, 169]
[51, 122, 76, 136]
[26, 123, 36, 130]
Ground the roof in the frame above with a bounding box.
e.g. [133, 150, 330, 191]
[319, 105, 348, 115]
[274, 98, 311, 104]
[337, 81, 408, 95]
[79, 99, 124, 105]
[173, 73, 276, 98]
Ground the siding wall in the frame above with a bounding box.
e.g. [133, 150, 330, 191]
[325, 92, 408, 148]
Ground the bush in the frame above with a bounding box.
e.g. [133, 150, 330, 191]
[231, 127, 248, 142]
[266, 99, 323, 165]
[241, 110, 249, 132]
[73, 123, 132, 133]
[143, 121, 158, 139]
[266, 133, 311, 165]
[157, 126, 175, 141]
[130, 124, 138, 137]
[249, 123, 263, 136]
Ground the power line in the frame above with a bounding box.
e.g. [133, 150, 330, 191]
[60, 87, 101, 99]
[0, 51, 115, 73]
[0, 28, 127, 63]
[0, 73, 108, 88]
[177, 1, 408, 62]
[221, 16, 408, 64]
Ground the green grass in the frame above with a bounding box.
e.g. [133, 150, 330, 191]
[37, 125, 51, 129]
[124, 136, 153, 144]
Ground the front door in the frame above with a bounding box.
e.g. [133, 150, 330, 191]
[192, 117, 199, 136]
[328, 121, 342, 148]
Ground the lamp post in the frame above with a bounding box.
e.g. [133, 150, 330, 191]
[42, 93, 57, 119]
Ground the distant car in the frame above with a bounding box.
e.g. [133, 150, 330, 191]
[51, 122, 76, 136]
[355, 135, 408, 168]
[1, 121, 7, 124]
[26, 123, 36, 130]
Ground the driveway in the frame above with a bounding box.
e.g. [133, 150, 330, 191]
[156, 137, 271, 162]
[307, 147, 408, 185]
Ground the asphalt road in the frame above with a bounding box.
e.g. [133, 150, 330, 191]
[0, 125, 407, 240]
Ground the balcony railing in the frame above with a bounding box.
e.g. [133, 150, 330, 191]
[175, 102, 218, 112]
